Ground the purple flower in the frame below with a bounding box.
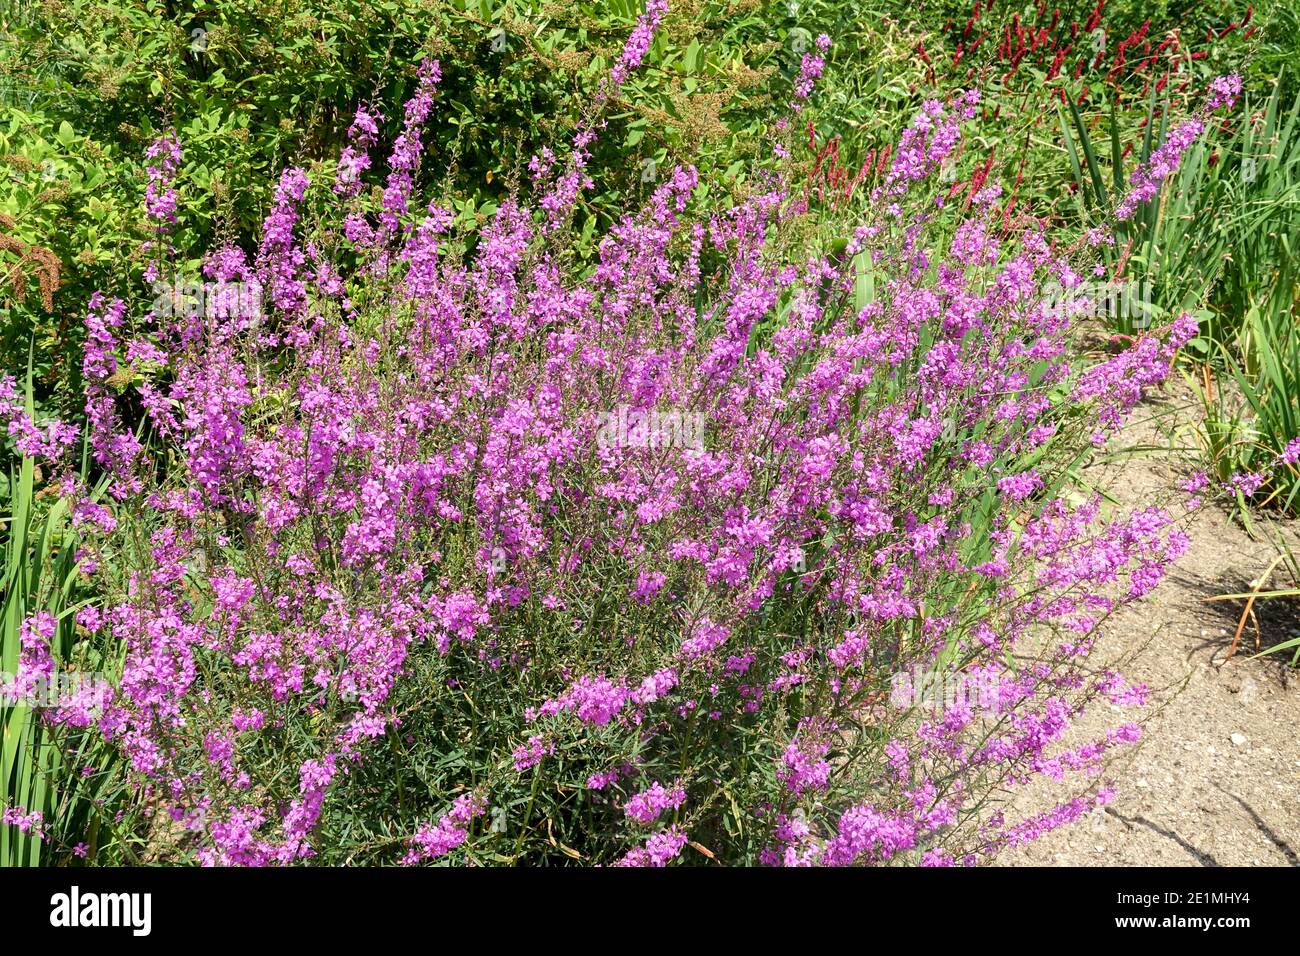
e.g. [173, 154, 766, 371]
[624, 781, 686, 823]
[401, 794, 487, 865]
[613, 827, 687, 867]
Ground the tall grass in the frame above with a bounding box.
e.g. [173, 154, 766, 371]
[1060, 91, 1223, 338]
[1062, 79, 1300, 515]
[2, 450, 47, 866]
[2, 374, 124, 866]
[1195, 83, 1300, 514]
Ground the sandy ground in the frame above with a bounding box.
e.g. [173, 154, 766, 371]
[996, 382, 1300, 867]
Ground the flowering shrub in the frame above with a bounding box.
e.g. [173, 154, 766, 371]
[3, 4, 1251, 865]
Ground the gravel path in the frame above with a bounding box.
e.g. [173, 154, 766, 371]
[996, 383, 1300, 867]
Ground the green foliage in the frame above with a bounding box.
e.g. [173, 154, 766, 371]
[0, 0, 816, 410]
